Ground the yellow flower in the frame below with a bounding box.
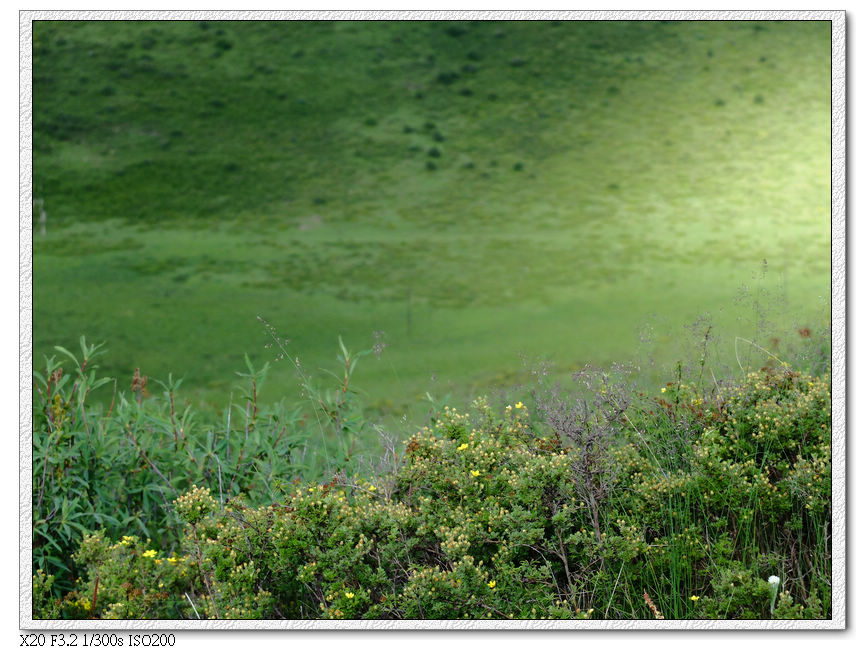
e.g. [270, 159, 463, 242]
[690, 595, 700, 602]
[142, 549, 157, 558]
[515, 402, 524, 409]
[470, 470, 481, 477]
[487, 580, 496, 589]
[457, 443, 469, 451]
[661, 387, 666, 393]
[345, 592, 355, 599]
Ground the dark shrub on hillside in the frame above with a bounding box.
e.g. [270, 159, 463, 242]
[436, 70, 460, 85]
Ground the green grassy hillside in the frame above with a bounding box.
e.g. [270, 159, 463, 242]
[32, 20, 830, 413]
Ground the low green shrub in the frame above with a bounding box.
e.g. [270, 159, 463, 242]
[42, 364, 830, 620]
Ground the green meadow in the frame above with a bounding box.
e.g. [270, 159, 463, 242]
[32, 19, 830, 416]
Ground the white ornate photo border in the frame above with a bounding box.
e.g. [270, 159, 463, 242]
[18, 8, 847, 631]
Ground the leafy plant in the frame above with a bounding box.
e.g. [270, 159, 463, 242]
[49, 359, 830, 620]
[32, 337, 331, 599]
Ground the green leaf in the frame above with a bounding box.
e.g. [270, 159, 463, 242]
[90, 377, 113, 391]
[92, 511, 120, 527]
[53, 345, 79, 366]
[65, 520, 87, 534]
